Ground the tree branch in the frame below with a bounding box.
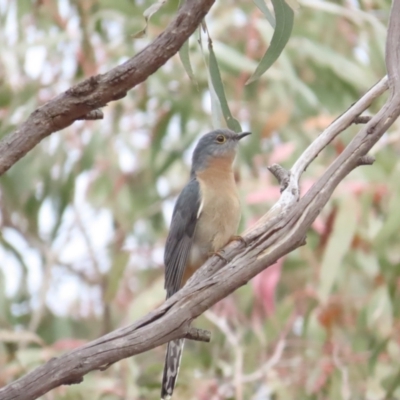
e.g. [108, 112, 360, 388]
[76, 109, 104, 120]
[267, 164, 290, 192]
[1, 1, 400, 399]
[186, 327, 212, 342]
[0, 0, 215, 176]
[353, 115, 372, 124]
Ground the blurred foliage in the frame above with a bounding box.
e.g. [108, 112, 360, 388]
[0, 0, 399, 399]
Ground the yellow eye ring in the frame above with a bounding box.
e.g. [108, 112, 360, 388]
[216, 135, 226, 144]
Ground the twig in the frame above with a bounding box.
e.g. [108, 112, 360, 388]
[76, 109, 103, 120]
[353, 115, 372, 124]
[241, 339, 286, 383]
[73, 205, 102, 279]
[28, 248, 54, 333]
[186, 327, 211, 342]
[204, 311, 243, 400]
[241, 311, 296, 383]
[59, 261, 101, 286]
[205, 310, 239, 346]
[267, 164, 290, 192]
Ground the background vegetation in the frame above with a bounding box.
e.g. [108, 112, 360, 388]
[0, 0, 398, 399]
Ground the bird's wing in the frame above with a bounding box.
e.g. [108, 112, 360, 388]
[164, 178, 201, 298]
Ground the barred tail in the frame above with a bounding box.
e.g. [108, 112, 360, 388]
[161, 339, 185, 400]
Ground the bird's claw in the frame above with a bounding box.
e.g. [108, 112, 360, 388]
[229, 235, 248, 247]
[209, 250, 228, 263]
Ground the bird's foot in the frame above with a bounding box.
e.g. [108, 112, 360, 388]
[209, 250, 228, 263]
[228, 235, 248, 247]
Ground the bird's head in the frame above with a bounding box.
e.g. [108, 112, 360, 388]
[191, 129, 251, 174]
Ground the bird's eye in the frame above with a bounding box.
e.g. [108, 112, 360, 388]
[216, 135, 226, 144]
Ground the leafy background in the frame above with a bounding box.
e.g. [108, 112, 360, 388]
[0, 0, 398, 399]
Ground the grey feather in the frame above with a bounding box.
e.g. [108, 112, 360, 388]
[161, 180, 200, 399]
[191, 128, 238, 175]
[164, 178, 201, 298]
[161, 339, 185, 400]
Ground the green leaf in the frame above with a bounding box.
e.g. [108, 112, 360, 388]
[104, 251, 129, 302]
[253, 0, 276, 28]
[0, 84, 13, 108]
[132, 0, 168, 38]
[0, 329, 45, 346]
[150, 108, 175, 167]
[292, 38, 376, 89]
[369, 337, 389, 373]
[179, 40, 197, 84]
[367, 286, 393, 338]
[0, 233, 29, 279]
[50, 171, 76, 240]
[247, 0, 294, 84]
[207, 69, 224, 129]
[208, 39, 242, 132]
[374, 188, 400, 249]
[383, 367, 400, 399]
[156, 133, 195, 176]
[212, 41, 259, 73]
[128, 278, 164, 322]
[317, 196, 358, 302]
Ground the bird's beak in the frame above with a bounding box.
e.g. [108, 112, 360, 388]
[237, 131, 252, 140]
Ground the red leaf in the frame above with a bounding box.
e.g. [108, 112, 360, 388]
[269, 142, 296, 164]
[52, 338, 87, 350]
[252, 258, 284, 316]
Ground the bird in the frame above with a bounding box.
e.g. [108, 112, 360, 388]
[161, 128, 251, 400]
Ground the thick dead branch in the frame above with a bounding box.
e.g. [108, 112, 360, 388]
[0, 0, 215, 176]
[1, 1, 399, 400]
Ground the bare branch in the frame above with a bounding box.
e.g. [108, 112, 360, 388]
[0, 0, 215, 176]
[267, 164, 290, 192]
[186, 327, 211, 342]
